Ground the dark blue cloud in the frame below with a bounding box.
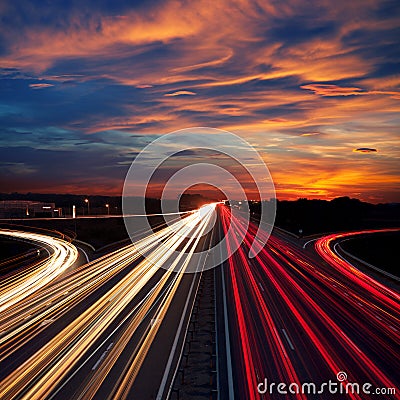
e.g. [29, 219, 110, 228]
[268, 20, 338, 46]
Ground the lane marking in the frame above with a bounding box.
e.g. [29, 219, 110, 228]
[281, 328, 295, 351]
[336, 242, 400, 283]
[77, 246, 90, 264]
[92, 351, 108, 371]
[302, 238, 318, 249]
[106, 342, 114, 350]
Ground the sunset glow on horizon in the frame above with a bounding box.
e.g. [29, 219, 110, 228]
[1, 1, 399, 203]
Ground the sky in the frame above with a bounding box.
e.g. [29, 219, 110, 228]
[0, 0, 399, 202]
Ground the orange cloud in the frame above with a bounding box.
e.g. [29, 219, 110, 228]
[269, 153, 398, 202]
[301, 83, 400, 99]
[301, 84, 363, 96]
[29, 83, 54, 89]
[300, 132, 320, 137]
[164, 90, 196, 97]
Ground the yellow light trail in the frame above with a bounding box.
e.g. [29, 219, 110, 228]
[110, 205, 215, 400]
[0, 205, 217, 400]
[77, 206, 215, 400]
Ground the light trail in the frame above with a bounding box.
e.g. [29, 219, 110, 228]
[109, 207, 215, 400]
[315, 229, 400, 310]
[1, 206, 398, 399]
[221, 206, 305, 400]
[0, 205, 217, 400]
[220, 205, 399, 399]
[0, 229, 78, 313]
[0, 216, 187, 359]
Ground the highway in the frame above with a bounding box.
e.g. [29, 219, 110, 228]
[0, 205, 399, 399]
[219, 206, 399, 399]
[0, 205, 217, 399]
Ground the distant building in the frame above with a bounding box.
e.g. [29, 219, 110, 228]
[0, 200, 58, 218]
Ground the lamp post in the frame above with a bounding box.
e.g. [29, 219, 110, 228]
[105, 203, 110, 215]
[72, 205, 77, 234]
[84, 198, 90, 215]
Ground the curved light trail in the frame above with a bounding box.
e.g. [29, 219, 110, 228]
[0, 229, 78, 313]
[315, 229, 400, 309]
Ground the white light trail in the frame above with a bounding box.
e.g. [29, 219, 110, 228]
[0, 229, 78, 313]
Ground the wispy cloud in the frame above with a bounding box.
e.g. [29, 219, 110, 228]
[301, 83, 400, 99]
[164, 90, 196, 97]
[0, 0, 399, 201]
[300, 132, 321, 137]
[29, 83, 54, 89]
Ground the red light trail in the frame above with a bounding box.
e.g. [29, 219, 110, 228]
[220, 205, 399, 398]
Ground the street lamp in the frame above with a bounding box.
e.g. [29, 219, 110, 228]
[105, 203, 110, 215]
[84, 198, 90, 215]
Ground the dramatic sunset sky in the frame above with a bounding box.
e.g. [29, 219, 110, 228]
[1, 0, 399, 202]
